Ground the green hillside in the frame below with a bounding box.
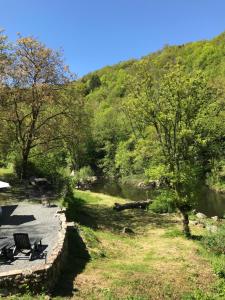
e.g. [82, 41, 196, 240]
[78, 31, 225, 182]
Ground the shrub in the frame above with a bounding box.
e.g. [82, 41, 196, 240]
[202, 224, 225, 255]
[149, 190, 176, 213]
[213, 255, 225, 278]
[79, 166, 94, 179]
[71, 166, 95, 186]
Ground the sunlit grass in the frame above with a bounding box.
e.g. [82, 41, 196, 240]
[0, 164, 14, 178]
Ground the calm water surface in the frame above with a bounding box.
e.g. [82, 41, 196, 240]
[90, 180, 225, 217]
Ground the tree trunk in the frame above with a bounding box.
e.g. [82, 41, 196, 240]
[180, 210, 191, 237]
[113, 200, 152, 211]
[21, 151, 29, 179]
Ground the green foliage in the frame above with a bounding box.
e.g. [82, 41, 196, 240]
[71, 166, 95, 186]
[14, 150, 70, 191]
[79, 165, 94, 178]
[212, 255, 225, 278]
[149, 190, 176, 213]
[206, 160, 225, 192]
[202, 224, 225, 255]
[115, 139, 135, 177]
[124, 60, 224, 236]
[86, 74, 101, 92]
[145, 164, 167, 181]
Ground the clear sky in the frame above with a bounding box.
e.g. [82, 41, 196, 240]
[1, 0, 225, 77]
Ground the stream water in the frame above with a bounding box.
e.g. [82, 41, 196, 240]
[90, 180, 225, 217]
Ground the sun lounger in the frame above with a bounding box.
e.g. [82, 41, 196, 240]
[13, 233, 42, 260]
[0, 238, 14, 261]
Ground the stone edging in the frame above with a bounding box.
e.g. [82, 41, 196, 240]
[0, 210, 71, 294]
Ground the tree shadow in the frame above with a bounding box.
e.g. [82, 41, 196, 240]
[0, 206, 36, 226]
[66, 196, 178, 234]
[65, 197, 98, 228]
[1, 215, 36, 226]
[190, 234, 203, 241]
[1, 205, 18, 217]
[52, 227, 90, 297]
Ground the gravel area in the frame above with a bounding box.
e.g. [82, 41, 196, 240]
[0, 203, 61, 272]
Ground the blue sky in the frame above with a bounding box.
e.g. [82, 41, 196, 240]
[1, 0, 225, 76]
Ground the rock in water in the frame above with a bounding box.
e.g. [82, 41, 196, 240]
[211, 216, 219, 221]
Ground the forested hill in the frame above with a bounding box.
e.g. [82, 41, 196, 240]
[75, 31, 225, 181]
[83, 30, 225, 85]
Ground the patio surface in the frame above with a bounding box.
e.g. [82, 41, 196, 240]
[0, 203, 61, 272]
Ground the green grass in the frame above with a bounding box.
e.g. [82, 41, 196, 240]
[0, 164, 14, 177]
[163, 228, 184, 238]
[0, 165, 15, 183]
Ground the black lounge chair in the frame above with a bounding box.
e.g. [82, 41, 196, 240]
[0, 238, 14, 261]
[13, 233, 42, 260]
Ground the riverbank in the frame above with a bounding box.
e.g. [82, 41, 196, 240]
[209, 182, 225, 194]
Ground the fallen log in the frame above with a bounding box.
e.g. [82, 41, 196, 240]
[113, 199, 153, 211]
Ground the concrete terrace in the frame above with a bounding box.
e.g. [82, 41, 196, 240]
[0, 203, 61, 272]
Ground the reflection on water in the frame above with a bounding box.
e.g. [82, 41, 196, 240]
[197, 186, 225, 217]
[91, 180, 150, 201]
[90, 180, 225, 217]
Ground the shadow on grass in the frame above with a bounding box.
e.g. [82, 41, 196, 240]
[52, 227, 91, 297]
[65, 196, 98, 229]
[65, 195, 178, 234]
[190, 234, 203, 241]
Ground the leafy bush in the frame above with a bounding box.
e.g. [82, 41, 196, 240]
[212, 255, 225, 278]
[149, 190, 176, 213]
[79, 166, 94, 179]
[202, 224, 225, 255]
[71, 166, 95, 186]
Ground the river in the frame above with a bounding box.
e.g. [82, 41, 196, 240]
[90, 180, 225, 217]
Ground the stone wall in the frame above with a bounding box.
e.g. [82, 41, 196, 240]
[0, 211, 72, 295]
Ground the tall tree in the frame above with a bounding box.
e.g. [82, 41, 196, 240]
[60, 81, 93, 171]
[0, 30, 11, 159]
[126, 62, 221, 236]
[2, 36, 72, 178]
